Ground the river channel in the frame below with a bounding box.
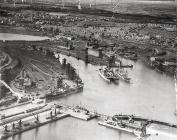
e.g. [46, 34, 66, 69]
[0, 33, 176, 140]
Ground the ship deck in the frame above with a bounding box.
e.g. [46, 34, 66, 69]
[98, 121, 142, 136]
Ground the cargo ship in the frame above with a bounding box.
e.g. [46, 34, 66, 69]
[45, 83, 83, 99]
[98, 66, 119, 82]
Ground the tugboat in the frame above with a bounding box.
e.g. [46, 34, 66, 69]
[98, 66, 119, 82]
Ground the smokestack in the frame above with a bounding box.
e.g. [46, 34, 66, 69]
[78, 0, 82, 10]
[14, 0, 16, 7]
[95, 0, 96, 8]
[62, 0, 65, 8]
[89, 0, 92, 8]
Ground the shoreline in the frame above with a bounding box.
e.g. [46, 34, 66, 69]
[0, 30, 174, 77]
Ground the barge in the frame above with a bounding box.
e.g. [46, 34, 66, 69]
[98, 116, 149, 139]
[58, 104, 97, 121]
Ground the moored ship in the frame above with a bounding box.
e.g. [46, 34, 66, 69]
[98, 115, 150, 139]
[45, 83, 84, 99]
[98, 66, 119, 82]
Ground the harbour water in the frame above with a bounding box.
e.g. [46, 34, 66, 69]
[0, 34, 176, 140]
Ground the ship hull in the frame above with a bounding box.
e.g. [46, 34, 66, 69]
[98, 121, 142, 137]
[46, 85, 83, 99]
[98, 69, 119, 82]
[98, 69, 111, 82]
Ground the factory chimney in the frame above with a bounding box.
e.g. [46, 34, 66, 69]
[14, 0, 16, 7]
[78, 0, 82, 10]
[89, 0, 92, 8]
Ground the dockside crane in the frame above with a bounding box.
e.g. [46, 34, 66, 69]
[2, 125, 8, 132]
[32, 113, 39, 122]
[14, 120, 22, 127]
[50, 111, 53, 119]
[51, 104, 58, 116]
[16, 120, 22, 127]
[12, 122, 15, 130]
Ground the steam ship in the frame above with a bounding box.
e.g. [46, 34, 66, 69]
[98, 114, 150, 139]
[98, 66, 119, 82]
[45, 83, 83, 99]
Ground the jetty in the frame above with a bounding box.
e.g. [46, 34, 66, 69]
[0, 103, 177, 140]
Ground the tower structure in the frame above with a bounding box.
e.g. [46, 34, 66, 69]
[62, 0, 65, 8]
[78, 0, 81, 10]
[89, 0, 91, 8]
